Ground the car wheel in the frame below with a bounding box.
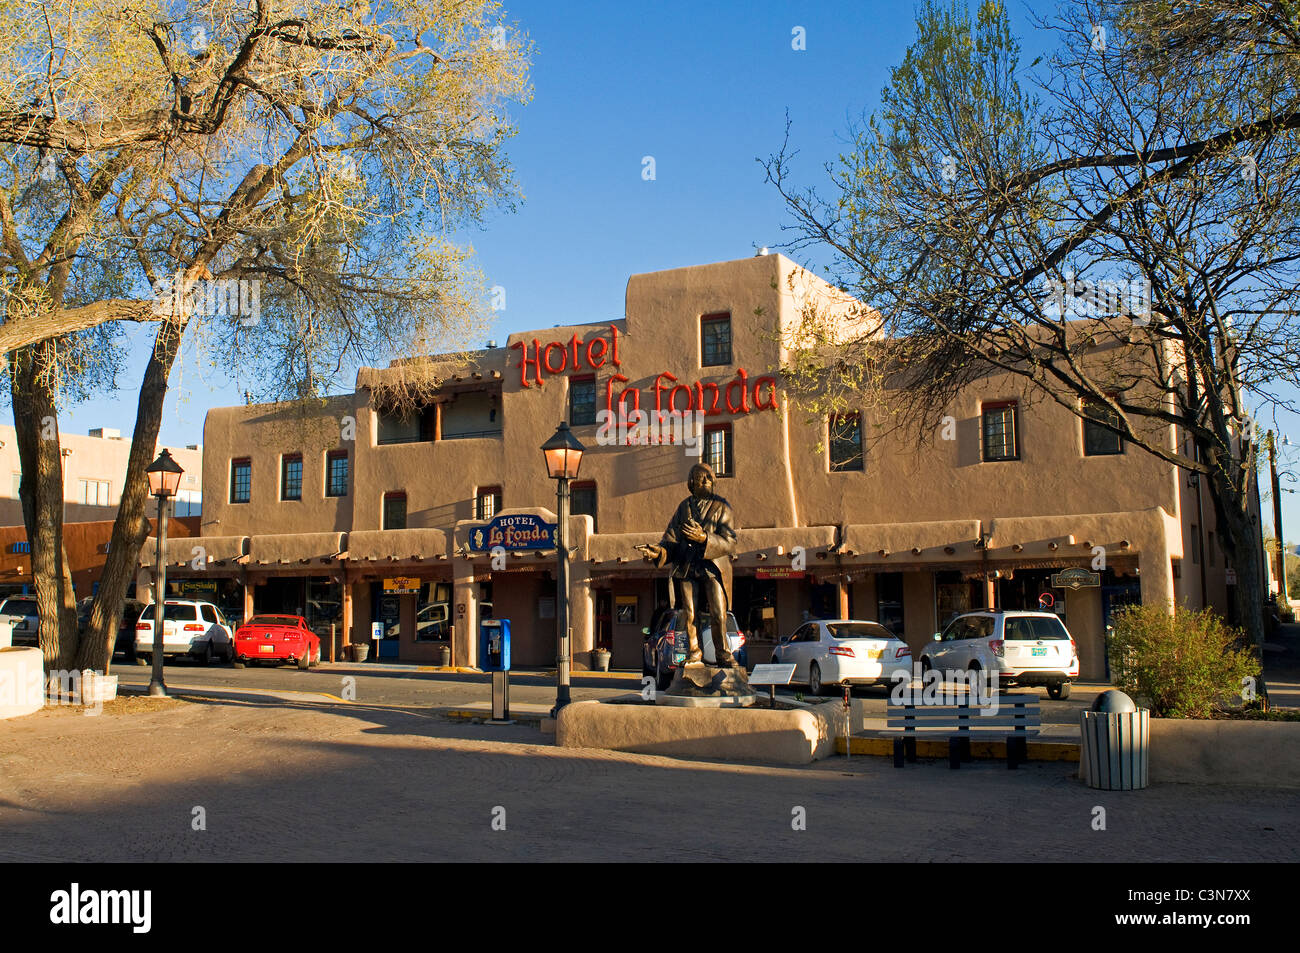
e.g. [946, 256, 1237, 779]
[298, 650, 311, 671]
[1048, 681, 1070, 700]
[311, 644, 321, 667]
[232, 660, 245, 669]
[920, 656, 932, 674]
[809, 661, 825, 696]
[196, 642, 213, 666]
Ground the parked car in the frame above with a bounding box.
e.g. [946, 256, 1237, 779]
[0, 596, 39, 647]
[771, 619, 912, 695]
[232, 614, 320, 669]
[76, 597, 145, 661]
[642, 609, 746, 692]
[918, 609, 1079, 699]
[134, 600, 236, 665]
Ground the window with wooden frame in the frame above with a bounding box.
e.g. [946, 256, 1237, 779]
[829, 412, 864, 471]
[383, 492, 407, 530]
[1082, 398, 1124, 456]
[325, 450, 349, 497]
[476, 486, 502, 521]
[281, 454, 303, 501]
[703, 423, 733, 477]
[569, 375, 597, 426]
[700, 312, 732, 367]
[571, 481, 597, 533]
[981, 401, 1019, 461]
[230, 458, 251, 503]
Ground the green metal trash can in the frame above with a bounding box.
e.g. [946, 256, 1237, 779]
[1079, 690, 1149, 790]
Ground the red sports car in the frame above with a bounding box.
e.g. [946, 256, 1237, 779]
[233, 615, 321, 669]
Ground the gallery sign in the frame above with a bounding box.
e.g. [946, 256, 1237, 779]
[470, 513, 556, 551]
[1051, 568, 1100, 590]
[756, 568, 805, 580]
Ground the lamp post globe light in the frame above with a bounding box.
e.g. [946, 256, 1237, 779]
[145, 449, 184, 698]
[541, 422, 585, 716]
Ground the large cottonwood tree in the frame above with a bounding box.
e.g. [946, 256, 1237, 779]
[0, 0, 529, 675]
[766, 0, 1300, 700]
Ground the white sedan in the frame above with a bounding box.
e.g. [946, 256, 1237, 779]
[772, 619, 912, 695]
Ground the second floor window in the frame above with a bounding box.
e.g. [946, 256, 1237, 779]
[571, 481, 597, 533]
[476, 486, 501, 521]
[829, 413, 864, 471]
[704, 424, 733, 477]
[383, 492, 407, 530]
[1083, 399, 1124, 455]
[326, 451, 349, 497]
[569, 375, 597, 426]
[282, 454, 303, 501]
[79, 478, 111, 506]
[701, 312, 732, 366]
[982, 402, 1019, 461]
[230, 459, 251, 503]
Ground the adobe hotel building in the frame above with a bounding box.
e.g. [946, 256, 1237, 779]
[138, 254, 1248, 680]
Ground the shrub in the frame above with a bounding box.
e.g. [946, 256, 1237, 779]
[1108, 603, 1260, 718]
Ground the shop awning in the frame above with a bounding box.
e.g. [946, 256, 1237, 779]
[248, 532, 346, 566]
[841, 520, 983, 563]
[139, 535, 249, 570]
[348, 528, 449, 562]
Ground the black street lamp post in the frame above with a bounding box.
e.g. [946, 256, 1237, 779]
[145, 449, 185, 698]
[541, 422, 585, 717]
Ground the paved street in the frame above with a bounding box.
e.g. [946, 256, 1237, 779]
[1, 689, 1295, 863]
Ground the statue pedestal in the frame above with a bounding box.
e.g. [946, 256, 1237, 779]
[656, 662, 756, 708]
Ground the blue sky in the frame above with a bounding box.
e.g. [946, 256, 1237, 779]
[52, 0, 1300, 539]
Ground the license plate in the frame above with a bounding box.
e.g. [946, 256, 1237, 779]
[1032, 647, 1048, 656]
[868, 649, 883, 660]
[259, 644, 275, 653]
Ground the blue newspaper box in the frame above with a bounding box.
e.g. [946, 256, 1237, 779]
[480, 619, 511, 672]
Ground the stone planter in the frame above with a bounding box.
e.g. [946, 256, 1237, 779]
[439, 644, 451, 667]
[1146, 718, 1300, 788]
[592, 648, 611, 672]
[347, 643, 370, 662]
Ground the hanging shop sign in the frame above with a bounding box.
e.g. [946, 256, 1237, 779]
[755, 568, 805, 580]
[469, 513, 556, 552]
[1051, 568, 1100, 590]
[383, 576, 420, 595]
[510, 325, 778, 417]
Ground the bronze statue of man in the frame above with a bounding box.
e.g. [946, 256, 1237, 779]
[636, 462, 737, 666]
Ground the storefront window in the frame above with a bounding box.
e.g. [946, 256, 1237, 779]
[306, 577, 342, 633]
[876, 572, 904, 636]
[415, 581, 452, 641]
[935, 570, 976, 629]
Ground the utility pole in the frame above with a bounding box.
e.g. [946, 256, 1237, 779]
[1268, 431, 1288, 606]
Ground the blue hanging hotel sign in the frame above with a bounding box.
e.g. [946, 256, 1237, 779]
[469, 513, 556, 551]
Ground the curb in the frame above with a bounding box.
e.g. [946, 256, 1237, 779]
[835, 735, 1080, 762]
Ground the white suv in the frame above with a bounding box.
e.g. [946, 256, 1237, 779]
[135, 600, 235, 665]
[919, 610, 1079, 699]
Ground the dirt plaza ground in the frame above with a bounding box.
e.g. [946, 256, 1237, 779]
[0, 693, 1295, 863]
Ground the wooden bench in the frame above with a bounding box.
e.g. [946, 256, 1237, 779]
[886, 693, 1040, 768]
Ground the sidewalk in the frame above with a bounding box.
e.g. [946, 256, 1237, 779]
[1264, 621, 1300, 708]
[2, 689, 1296, 863]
